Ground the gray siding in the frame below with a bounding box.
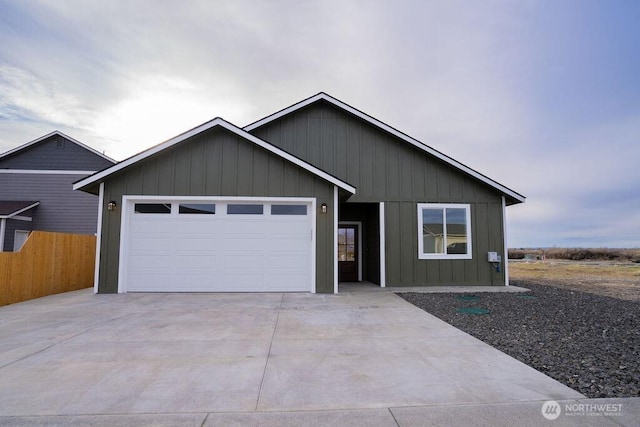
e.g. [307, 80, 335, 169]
[0, 134, 114, 171]
[251, 101, 506, 286]
[98, 126, 336, 293]
[0, 173, 100, 250]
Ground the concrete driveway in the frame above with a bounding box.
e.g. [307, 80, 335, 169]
[0, 288, 595, 425]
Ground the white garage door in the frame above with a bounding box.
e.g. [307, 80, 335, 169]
[122, 199, 314, 292]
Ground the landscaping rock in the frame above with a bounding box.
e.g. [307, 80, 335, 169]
[398, 282, 640, 398]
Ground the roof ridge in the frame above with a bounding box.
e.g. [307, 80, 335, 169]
[73, 118, 356, 194]
[243, 93, 525, 204]
[0, 130, 115, 163]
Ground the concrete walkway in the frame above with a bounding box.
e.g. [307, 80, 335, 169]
[0, 289, 637, 426]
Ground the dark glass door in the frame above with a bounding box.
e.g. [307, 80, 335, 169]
[338, 225, 358, 282]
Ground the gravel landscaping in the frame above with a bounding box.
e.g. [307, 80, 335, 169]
[398, 281, 640, 398]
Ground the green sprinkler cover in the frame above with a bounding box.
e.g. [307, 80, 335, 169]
[456, 295, 480, 301]
[457, 307, 490, 315]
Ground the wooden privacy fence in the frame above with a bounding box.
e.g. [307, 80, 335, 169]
[0, 231, 95, 306]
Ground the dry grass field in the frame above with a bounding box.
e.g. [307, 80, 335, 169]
[509, 260, 640, 301]
[509, 247, 640, 262]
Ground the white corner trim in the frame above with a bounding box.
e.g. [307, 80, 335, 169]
[333, 186, 339, 294]
[0, 218, 5, 252]
[310, 198, 317, 294]
[73, 118, 355, 195]
[244, 93, 525, 203]
[94, 183, 104, 293]
[379, 202, 386, 288]
[117, 196, 131, 294]
[502, 196, 509, 287]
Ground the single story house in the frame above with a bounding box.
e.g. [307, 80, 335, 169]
[0, 131, 115, 251]
[74, 93, 525, 294]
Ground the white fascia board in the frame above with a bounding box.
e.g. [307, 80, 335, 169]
[244, 93, 525, 204]
[0, 202, 40, 219]
[8, 215, 33, 222]
[74, 118, 356, 194]
[333, 186, 338, 294]
[0, 130, 115, 163]
[0, 218, 5, 251]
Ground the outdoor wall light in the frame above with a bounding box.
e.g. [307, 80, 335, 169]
[107, 201, 117, 211]
[321, 203, 327, 213]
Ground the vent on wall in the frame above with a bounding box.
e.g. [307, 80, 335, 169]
[56, 139, 65, 148]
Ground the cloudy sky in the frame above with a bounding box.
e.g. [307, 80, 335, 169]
[1, 0, 638, 248]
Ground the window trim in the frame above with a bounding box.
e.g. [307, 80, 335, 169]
[417, 203, 472, 260]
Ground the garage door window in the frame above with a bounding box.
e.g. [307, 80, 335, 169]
[134, 203, 171, 214]
[179, 204, 216, 214]
[227, 204, 263, 215]
[271, 204, 307, 215]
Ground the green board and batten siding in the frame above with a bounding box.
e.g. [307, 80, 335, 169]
[251, 101, 507, 286]
[96, 126, 336, 293]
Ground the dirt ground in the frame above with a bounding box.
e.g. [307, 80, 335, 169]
[509, 260, 640, 301]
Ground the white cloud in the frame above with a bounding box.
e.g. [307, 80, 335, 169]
[90, 73, 253, 159]
[0, 64, 95, 128]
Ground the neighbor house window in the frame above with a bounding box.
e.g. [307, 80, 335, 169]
[417, 203, 471, 259]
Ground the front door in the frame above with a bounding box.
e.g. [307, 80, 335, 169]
[338, 225, 358, 282]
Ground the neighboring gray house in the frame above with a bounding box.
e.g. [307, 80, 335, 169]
[0, 131, 115, 251]
[74, 93, 525, 294]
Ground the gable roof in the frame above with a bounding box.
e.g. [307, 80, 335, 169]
[0, 130, 115, 163]
[244, 92, 525, 205]
[0, 201, 39, 219]
[73, 118, 356, 194]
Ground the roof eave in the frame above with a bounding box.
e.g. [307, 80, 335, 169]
[0, 201, 40, 218]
